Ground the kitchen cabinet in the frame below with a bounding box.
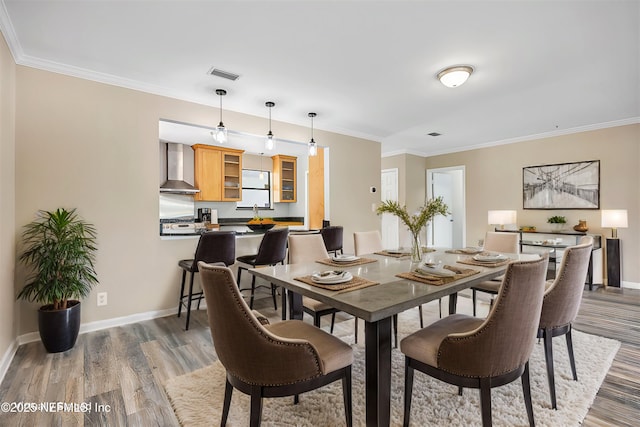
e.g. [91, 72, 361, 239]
[192, 144, 244, 201]
[272, 155, 297, 203]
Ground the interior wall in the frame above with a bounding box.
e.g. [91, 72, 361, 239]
[424, 124, 640, 285]
[0, 32, 16, 366]
[14, 66, 380, 335]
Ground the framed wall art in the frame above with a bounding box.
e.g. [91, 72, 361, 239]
[523, 160, 600, 209]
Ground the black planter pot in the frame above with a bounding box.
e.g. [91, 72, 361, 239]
[38, 300, 81, 353]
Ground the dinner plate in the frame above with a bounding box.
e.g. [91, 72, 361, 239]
[331, 254, 359, 262]
[473, 254, 508, 262]
[311, 271, 353, 284]
[414, 266, 455, 277]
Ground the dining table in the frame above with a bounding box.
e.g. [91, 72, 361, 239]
[249, 249, 532, 427]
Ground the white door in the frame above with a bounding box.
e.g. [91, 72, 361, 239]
[427, 167, 465, 248]
[381, 168, 399, 249]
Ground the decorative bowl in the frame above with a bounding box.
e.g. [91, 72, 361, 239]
[247, 223, 276, 231]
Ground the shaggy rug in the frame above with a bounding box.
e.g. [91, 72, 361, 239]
[165, 308, 620, 426]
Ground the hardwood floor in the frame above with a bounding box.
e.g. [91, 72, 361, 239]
[0, 286, 638, 426]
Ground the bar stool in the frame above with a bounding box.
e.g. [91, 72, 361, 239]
[236, 227, 289, 311]
[320, 225, 344, 255]
[178, 231, 236, 330]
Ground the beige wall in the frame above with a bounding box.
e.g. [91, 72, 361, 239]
[0, 31, 16, 365]
[422, 125, 639, 284]
[13, 66, 380, 336]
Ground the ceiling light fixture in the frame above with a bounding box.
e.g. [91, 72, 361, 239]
[259, 152, 265, 181]
[214, 89, 228, 144]
[308, 112, 318, 157]
[265, 101, 275, 151]
[437, 65, 474, 88]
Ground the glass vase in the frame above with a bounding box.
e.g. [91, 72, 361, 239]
[410, 232, 422, 263]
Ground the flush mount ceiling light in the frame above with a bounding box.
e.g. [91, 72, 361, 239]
[213, 89, 228, 144]
[437, 65, 474, 88]
[308, 112, 317, 157]
[265, 101, 275, 151]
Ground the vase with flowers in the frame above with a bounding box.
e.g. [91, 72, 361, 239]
[376, 197, 449, 262]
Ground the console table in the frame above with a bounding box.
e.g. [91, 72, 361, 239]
[497, 229, 602, 290]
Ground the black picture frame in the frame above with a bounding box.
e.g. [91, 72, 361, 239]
[523, 160, 600, 209]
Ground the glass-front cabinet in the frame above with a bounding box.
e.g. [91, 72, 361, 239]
[272, 154, 297, 203]
[192, 144, 244, 202]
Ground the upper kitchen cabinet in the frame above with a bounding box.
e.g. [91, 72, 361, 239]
[192, 144, 244, 201]
[272, 154, 297, 203]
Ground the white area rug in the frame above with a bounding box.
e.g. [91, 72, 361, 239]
[165, 304, 620, 426]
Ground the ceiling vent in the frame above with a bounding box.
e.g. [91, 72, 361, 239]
[427, 132, 442, 137]
[208, 67, 240, 81]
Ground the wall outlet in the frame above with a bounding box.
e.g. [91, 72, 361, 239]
[97, 292, 108, 306]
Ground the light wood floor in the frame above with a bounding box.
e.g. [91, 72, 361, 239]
[0, 286, 638, 426]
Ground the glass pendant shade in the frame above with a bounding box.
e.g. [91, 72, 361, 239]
[265, 101, 275, 151]
[215, 89, 228, 144]
[308, 112, 318, 157]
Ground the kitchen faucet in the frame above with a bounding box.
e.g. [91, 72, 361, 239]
[253, 204, 259, 218]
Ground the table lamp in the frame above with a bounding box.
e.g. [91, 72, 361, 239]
[601, 209, 627, 287]
[488, 210, 517, 230]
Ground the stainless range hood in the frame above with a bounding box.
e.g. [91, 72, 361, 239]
[160, 143, 199, 194]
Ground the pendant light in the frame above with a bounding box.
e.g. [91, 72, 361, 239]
[259, 152, 265, 181]
[308, 112, 318, 157]
[214, 89, 228, 143]
[265, 101, 276, 151]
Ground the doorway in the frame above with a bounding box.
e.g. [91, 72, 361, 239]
[426, 166, 465, 248]
[381, 168, 399, 249]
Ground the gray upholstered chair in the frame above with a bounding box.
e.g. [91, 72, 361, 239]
[320, 225, 344, 255]
[198, 262, 353, 427]
[178, 231, 236, 330]
[401, 255, 549, 427]
[537, 237, 593, 409]
[471, 231, 520, 316]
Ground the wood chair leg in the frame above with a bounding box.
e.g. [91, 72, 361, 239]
[342, 367, 353, 427]
[418, 305, 424, 328]
[237, 266, 243, 287]
[221, 378, 233, 427]
[249, 386, 263, 427]
[354, 317, 358, 344]
[294, 394, 299, 404]
[313, 314, 321, 328]
[185, 272, 195, 330]
[479, 377, 492, 427]
[472, 289, 478, 316]
[250, 275, 257, 309]
[281, 289, 287, 320]
[330, 312, 336, 333]
[566, 327, 578, 381]
[522, 362, 535, 427]
[270, 284, 278, 310]
[403, 361, 414, 427]
[178, 269, 187, 318]
[542, 328, 557, 410]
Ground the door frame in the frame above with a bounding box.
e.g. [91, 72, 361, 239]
[426, 166, 466, 248]
[381, 168, 399, 249]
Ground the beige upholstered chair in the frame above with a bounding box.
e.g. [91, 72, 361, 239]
[471, 231, 520, 316]
[538, 237, 593, 409]
[353, 230, 384, 256]
[198, 262, 353, 427]
[288, 234, 345, 332]
[401, 255, 549, 427]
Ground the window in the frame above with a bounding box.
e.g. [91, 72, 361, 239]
[237, 169, 271, 209]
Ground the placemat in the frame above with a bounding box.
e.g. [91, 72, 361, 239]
[456, 257, 511, 268]
[445, 248, 486, 255]
[374, 250, 410, 258]
[316, 257, 378, 267]
[396, 265, 479, 286]
[294, 275, 380, 292]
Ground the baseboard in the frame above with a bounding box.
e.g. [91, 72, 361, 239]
[0, 339, 19, 387]
[622, 281, 640, 290]
[17, 307, 179, 346]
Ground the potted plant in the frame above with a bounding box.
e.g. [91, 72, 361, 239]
[547, 215, 567, 231]
[376, 197, 449, 262]
[17, 208, 98, 353]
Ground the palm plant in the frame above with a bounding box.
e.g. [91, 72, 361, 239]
[17, 208, 98, 310]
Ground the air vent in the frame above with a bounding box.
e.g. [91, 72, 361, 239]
[427, 132, 442, 137]
[208, 67, 240, 81]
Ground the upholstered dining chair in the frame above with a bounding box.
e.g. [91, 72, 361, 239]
[353, 230, 383, 256]
[320, 225, 344, 255]
[177, 231, 236, 330]
[471, 231, 520, 316]
[236, 227, 289, 311]
[288, 234, 358, 339]
[401, 255, 549, 427]
[198, 263, 353, 427]
[537, 237, 593, 410]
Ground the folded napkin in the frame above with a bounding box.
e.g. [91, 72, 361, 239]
[415, 265, 455, 277]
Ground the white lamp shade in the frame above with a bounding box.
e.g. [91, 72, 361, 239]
[488, 210, 517, 225]
[601, 210, 628, 228]
[437, 66, 473, 88]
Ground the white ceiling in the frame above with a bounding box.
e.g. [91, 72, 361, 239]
[1, 1, 638, 156]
